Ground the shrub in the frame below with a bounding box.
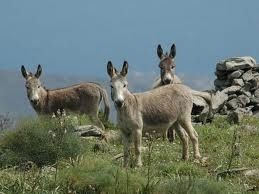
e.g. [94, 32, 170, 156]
[57, 155, 145, 193]
[0, 116, 82, 168]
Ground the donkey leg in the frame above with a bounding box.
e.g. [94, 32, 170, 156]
[122, 132, 132, 167]
[167, 127, 176, 143]
[179, 118, 201, 159]
[173, 122, 189, 160]
[89, 114, 105, 130]
[133, 129, 143, 167]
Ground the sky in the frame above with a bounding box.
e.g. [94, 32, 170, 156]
[0, 0, 259, 80]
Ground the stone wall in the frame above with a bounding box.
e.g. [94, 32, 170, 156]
[214, 56, 259, 117]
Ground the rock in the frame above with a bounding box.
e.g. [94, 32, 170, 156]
[215, 70, 228, 80]
[250, 76, 259, 90]
[211, 91, 228, 112]
[240, 90, 252, 97]
[228, 107, 253, 124]
[237, 95, 250, 107]
[232, 79, 244, 87]
[227, 98, 241, 110]
[253, 110, 259, 117]
[242, 82, 252, 92]
[254, 89, 259, 98]
[216, 56, 256, 71]
[228, 111, 243, 124]
[74, 125, 104, 137]
[214, 79, 231, 88]
[228, 94, 237, 101]
[242, 70, 254, 82]
[253, 64, 259, 72]
[222, 86, 241, 95]
[236, 106, 253, 115]
[250, 97, 259, 105]
[219, 105, 228, 115]
[228, 70, 244, 80]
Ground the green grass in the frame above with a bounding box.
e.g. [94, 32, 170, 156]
[0, 115, 258, 193]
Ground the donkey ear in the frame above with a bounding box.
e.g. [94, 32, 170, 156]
[157, 44, 164, 59]
[169, 44, 176, 59]
[21, 65, 28, 79]
[107, 61, 117, 78]
[121, 61, 128, 77]
[35, 64, 42, 78]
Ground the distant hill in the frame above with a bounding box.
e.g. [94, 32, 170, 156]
[0, 69, 212, 121]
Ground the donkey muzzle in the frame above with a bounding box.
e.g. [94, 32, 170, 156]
[115, 100, 123, 108]
[163, 78, 172, 85]
[30, 99, 39, 106]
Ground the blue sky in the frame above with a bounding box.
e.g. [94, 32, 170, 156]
[0, 0, 259, 79]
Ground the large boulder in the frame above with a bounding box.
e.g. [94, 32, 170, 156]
[216, 56, 256, 71]
[211, 91, 228, 112]
[242, 69, 254, 82]
[227, 70, 244, 80]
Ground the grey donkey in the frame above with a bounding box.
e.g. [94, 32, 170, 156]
[107, 61, 201, 167]
[21, 65, 110, 130]
[153, 44, 212, 141]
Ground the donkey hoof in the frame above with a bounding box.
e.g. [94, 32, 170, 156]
[135, 161, 143, 167]
[194, 154, 201, 159]
[182, 156, 189, 161]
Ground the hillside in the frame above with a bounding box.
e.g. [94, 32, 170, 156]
[0, 115, 258, 193]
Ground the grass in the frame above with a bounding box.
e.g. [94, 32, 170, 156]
[0, 115, 258, 193]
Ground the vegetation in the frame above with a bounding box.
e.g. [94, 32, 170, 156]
[0, 114, 258, 193]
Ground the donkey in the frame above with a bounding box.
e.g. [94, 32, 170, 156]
[153, 44, 212, 142]
[21, 65, 110, 130]
[107, 61, 201, 167]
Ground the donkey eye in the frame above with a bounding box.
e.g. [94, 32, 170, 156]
[123, 84, 127, 88]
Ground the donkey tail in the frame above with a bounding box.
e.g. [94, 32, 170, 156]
[191, 90, 212, 123]
[99, 87, 110, 121]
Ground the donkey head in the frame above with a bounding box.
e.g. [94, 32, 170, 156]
[21, 65, 43, 106]
[107, 61, 129, 108]
[157, 44, 176, 85]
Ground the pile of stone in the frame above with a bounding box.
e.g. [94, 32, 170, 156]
[214, 56, 259, 117]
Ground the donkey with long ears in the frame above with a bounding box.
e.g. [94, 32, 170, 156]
[153, 44, 212, 141]
[21, 64, 110, 130]
[107, 61, 201, 167]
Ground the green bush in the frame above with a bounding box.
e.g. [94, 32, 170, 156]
[0, 116, 82, 168]
[57, 155, 145, 193]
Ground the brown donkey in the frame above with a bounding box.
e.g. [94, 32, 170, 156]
[21, 65, 110, 129]
[153, 44, 212, 141]
[107, 61, 201, 167]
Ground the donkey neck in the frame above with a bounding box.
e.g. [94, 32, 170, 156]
[116, 90, 137, 113]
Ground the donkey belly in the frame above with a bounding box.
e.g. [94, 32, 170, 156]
[142, 113, 176, 129]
